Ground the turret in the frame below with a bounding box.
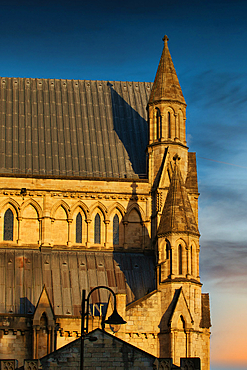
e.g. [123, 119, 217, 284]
[148, 36, 188, 183]
[157, 159, 200, 283]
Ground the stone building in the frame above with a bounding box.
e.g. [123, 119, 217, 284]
[0, 36, 211, 369]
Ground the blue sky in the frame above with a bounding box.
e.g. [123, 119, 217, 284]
[1, 0, 247, 366]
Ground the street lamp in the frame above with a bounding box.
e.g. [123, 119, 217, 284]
[80, 286, 127, 370]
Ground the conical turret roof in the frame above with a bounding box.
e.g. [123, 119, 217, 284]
[157, 162, 199, 237]
[149, 36, 186, 105]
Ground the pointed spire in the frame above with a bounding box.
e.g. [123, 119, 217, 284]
[149, 36, 186, 105]
[157, 161, 199, 237]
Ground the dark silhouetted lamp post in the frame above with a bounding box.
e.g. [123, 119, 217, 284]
[80, 286, 126, 370]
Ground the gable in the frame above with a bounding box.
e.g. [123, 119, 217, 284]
[169, 288, 194, 329]
[40, 328, 156, 369]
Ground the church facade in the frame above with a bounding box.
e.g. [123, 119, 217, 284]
[0, 36, 211, 369]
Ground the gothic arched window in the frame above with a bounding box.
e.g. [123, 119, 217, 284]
[166, 241, 170, 259]
[156, 108, 162, 139]
[190, 245, 193, 275]
[178, 244, 182, 275]
[177, 112, 181, 139]
[168, 111, 171, 138]
[76, 213, 82, 243]
[94, 213, 101, 244]
[113, 214, 119, 245]
[4, 208, 14, 241]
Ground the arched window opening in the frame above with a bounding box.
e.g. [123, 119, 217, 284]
[166, 241, 170, 260]
[168, 112, 171, 138]
[178, 244, 182, 275]
[4, 208, 14, 241]
[76, 213, 82, 243]
[190, 245, 193, 275]
[177, 113, 180, 139]
[156, 108, 162, 139]
[40, 312, 48, 333]
[113, 214, 119, 245]
[180, 315, 186, 329]
[94, 213, 101, 244]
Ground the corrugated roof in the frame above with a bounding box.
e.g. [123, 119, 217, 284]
[0, 249, 155, 315]
[0, 78, 152, 179]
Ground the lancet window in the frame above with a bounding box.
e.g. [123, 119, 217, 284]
[4, 208, 14, 241]
[168, 111, 171, 138]
[113, 214, 119, 245]
[156, 108, 162, 139]
[178, 244, 182, 275]
[76, 213, 82, 243]
[190, 245, 193, 275]
[94, 213, 101, 244]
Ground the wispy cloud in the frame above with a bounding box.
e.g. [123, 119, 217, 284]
[200, 239, 247, 291]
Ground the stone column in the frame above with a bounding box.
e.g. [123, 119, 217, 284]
[170, 245, 174, 278]
[33, 325, 40, 359]
[85, 219, 91, 247]
[104, 219, 110, 248]
[17, 216, 22, 244]
[67, 218, 72, 246]
[123, 221, 128, 249]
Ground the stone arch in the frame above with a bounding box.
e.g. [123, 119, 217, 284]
[166, 106, 176, 140]
[107, 202, 126, 219]
[177, 108, 184, 140]
[70, 202, 89, 245]
[89, 201, 107, 221]
[190, 240, 197, 277]
[124, 203, 145, 223]
[124, 204, 145, 250]
[155, 107, 162, 140]
[0, 198, 20, 218]
[70, 201, 89, 220]
[0, 199, 20, 243]
[50, 200, 70, 220]
[51, 201, 70, 246]
[20, 200, 41, 245]
[33, 286, 55, 359]
[89, 204, 107, 246]
[175, 238, 187, 276]
[20, 199, 42, 219]
[107, 203, 125, 248]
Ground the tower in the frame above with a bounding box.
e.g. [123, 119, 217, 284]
[147, 35, 187, 185]
[147, 36, 210, 369]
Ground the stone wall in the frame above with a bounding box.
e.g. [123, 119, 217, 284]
[40, 329, 156, 370]
[0, 177, 152, 252]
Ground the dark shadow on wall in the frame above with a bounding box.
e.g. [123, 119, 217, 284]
[19, 297, 35, 314]
[112, 181, 155, 304]
[107, 82, 148, 178]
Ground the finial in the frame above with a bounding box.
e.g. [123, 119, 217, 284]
[173, 153, 180, 164]
[162, 35, 169, 43]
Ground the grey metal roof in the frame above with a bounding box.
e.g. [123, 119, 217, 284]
[0, 78, 152, 179]
[0, 249, 155, 315]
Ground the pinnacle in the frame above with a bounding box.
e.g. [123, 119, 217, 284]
[157, 164, 199, 237]
[162, 35, 169, 43]
[148, 36, 186, 105]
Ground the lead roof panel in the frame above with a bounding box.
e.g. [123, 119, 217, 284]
[0, 249, 155, 315]
[0, 78, 152, 179]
